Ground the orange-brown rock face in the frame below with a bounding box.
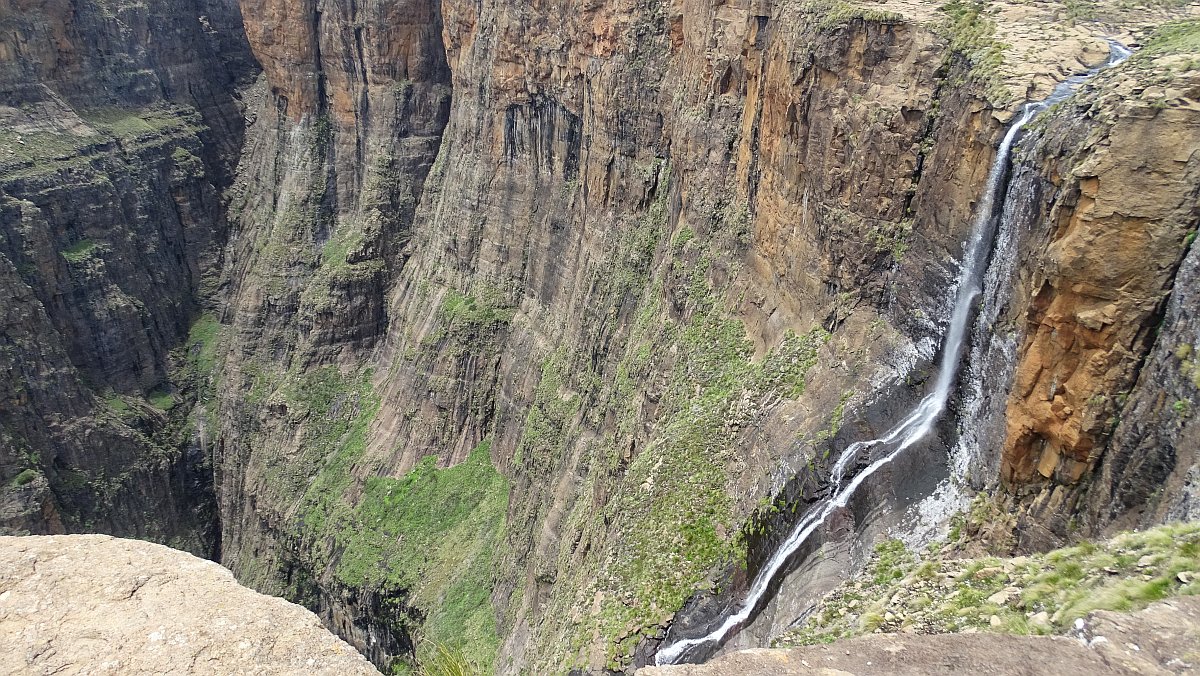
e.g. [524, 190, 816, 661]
[238, 0, 319, 117]
[239, 0, 448, 123]
[1001, 68, 1200, 492]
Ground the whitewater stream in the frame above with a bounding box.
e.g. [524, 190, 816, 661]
[655, 42, 1133, 667]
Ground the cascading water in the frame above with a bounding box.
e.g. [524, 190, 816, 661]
[655, 42, 1132, 667]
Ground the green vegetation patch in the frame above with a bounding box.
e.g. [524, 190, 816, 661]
[300, 232, 386, 314]
[103, 394, 131, 415]
[935, 0, 1012, 105]
[777, 520, 1200, 647]
[672, 227, 695, 252]
[185, 315, 222, 379]
[171, 147, 205, 177]
[871, 218, 914, 263]
[514, 352, 581, 470]
[1, 104, 207, 181]
[579, 233, 828, 667]
[801, 0, 904, 32]
[413, 642, 475, 676]
[320, 226, 366, 271]
[605, 160, 672, 305]
[1141, 20, 1200, 56]
[250, 366, 509, 671]
[1176, 343, 1200, 390]
[290, 369, 380, 533]
[439, 288, 517, 333]
[179, 314, 224, 433]
[83, 106, 206, 142]
[612, 308, 755, 608]
[241, 367, 377, 537]
[61, 239, 99, 263]
[0, 129, 97, 174]
[335, 441, 510, 673]
[147, 388, 176, 411]
[11, 468, 39, 487]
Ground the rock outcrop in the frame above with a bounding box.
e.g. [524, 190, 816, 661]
[0, 535, 380, 675]
[638, 597, 1200, 675]
[985, 44, 1200, 548]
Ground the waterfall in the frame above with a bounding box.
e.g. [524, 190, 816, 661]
[654, 43, 1132, 667]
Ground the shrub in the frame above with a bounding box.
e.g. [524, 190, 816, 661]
[13, 469, 38, 486]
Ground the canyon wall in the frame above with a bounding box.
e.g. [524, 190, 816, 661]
[0, 0, 254, 550]
[207, 0, 1200, 671]
[206, 0, 1026, 669]
[1, 0, 1197, 673]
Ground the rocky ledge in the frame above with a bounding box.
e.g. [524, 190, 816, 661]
[0, 535, 379, 675]
[642, 597, 1200, 675]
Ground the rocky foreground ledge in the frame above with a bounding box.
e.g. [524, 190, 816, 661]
[642, 597, 1200, 675]
[0, 535, 380, 675]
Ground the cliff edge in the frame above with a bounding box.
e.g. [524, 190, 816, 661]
[0, 535, 380, 675]
[641, 597, 1200, 674]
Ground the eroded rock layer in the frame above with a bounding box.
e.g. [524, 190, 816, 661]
[1, 0, 1198, 673]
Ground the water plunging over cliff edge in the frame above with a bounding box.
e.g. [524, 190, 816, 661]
[654, 42, 1134, 667]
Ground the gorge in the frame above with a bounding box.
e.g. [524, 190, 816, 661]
[655, 40, 1134, 666]
[1, 0, 1199, 674]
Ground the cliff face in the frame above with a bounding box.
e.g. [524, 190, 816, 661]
[1, 0, 1198, 674]
[206, 0, 1200, 671]
[983, 48, 1200, 548]
[0, 0, 255, 548]
[207, 0, 1018, 669]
